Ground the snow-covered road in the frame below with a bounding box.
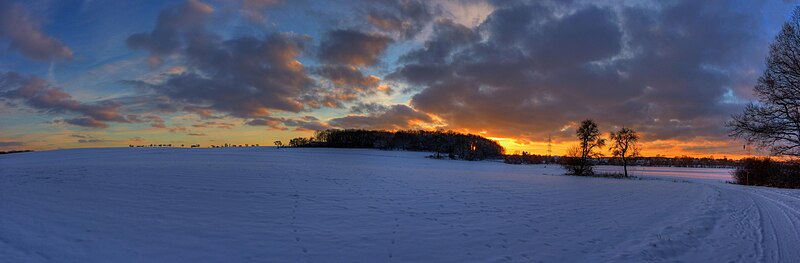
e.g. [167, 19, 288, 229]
[1, 148, 798, 262]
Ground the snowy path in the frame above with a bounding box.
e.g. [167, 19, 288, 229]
[709, 182, 800, 262]
[597, 165, 800, 262]
[1, 148, 799, 262]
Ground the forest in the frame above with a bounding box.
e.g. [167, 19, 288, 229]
[287, 129, 504, 160]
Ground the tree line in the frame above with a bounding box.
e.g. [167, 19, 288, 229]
[503, 152, 556, 165]
[0, 150, 33, 155]
[503, 152, 737, 168]
[128, 143, 260, 148]
[286, 129, 504, 160]
[602, 156, 738, 168]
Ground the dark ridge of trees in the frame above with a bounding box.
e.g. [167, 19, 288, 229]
[506, 153, 740, 168]
[602, 155, 739, 168]
[734, 158, 800, 188]
[288, 129, 505, 160]
[129, 144, 174, 147]
[128, 143, 262, 148]
[504, 152, 555, 164]
[730, 7, 800, 157]
[0, 150, 33, 155]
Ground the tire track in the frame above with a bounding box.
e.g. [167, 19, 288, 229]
[706, 183, 800, 263]
[748, 189, 800, 262]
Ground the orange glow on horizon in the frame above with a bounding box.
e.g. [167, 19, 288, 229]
[490, 136, 754, 159]
[0, 124, 759, 160]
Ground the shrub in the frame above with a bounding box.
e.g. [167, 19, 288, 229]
[560, 120, 605, 176]
[560, 156, 592, 175]
[560, 145, 595, 176]
[733, 158, 800, 188]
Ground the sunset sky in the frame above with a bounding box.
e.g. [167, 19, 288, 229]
[0, 0, 796, 157]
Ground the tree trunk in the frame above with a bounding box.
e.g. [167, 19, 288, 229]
[622, 156, 628, 177]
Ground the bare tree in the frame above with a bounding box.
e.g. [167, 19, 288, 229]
[730, 7, 800, 157]
[609, 127, 639, 177]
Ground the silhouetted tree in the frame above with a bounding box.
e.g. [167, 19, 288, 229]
[730, 7, 800, 157]
[274, 141, 283, 148]
[609, 127, 639, 177]
[289, 137, 311, 147]
[564, 119, 605, 175]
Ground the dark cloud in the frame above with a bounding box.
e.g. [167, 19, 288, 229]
[167, 126, 206, 136]
[399, 20, 479, 65]
[349, 102, 389, 114]
[145, 115, 166, 128]
[311, 28, 394, 109]
[133, 32, 315, 117]
[283, 116, 332, 131]
[78, 138, 106, 143]
[390, 1, 768, 143]
[126, 0, 213, 65]
[0, 0, 73, 61]
[364, 0, 437, 39]
[127, 1, 393, 120]
[245, 115, 331, 131]
[315, 65, 381, 90]
[182, 105, 217, 118]
[126, 114, 167, 128]
[312, 65, 393, 107]
[72, 134, 107, 143]
[318, 29, 392, 66]
[0, 72, 129, 128]
[245, 116, 287, 130]
[192, 121, 235, 129]
[329, 104, 437, 130]
[64, 118, 108, 128]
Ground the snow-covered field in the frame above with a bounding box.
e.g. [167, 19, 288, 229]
[1, 148, 799, 262]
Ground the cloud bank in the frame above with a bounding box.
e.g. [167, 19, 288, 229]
[390, 0, 768, 143]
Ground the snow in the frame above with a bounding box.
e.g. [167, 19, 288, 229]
[594, 165, 736, 182]
[1, 147, 799, 262]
